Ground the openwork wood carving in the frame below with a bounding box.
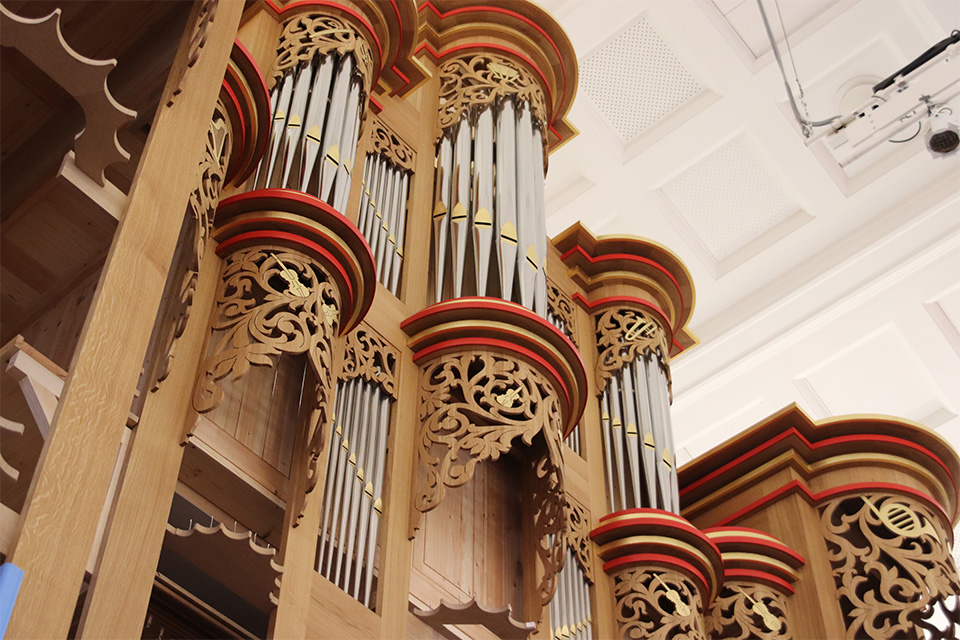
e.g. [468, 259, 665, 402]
[193, 247, 339, 412]
[705, 583, 791, 640]
[820, 492, 960, 640]
[437, 54, 548, 131]
[340, 324, 399, 399]
[270, 14, 374, 99]
[566, 495, 594, 582]
[150, 108, 231, 393]
[594, 307, 671, 394]
[613, 567, 705, 640]
[413, 351, 568, 603]
[368, 115, 415, 172]
[167, 0, 218, 107]
[547, 279, 578, 347]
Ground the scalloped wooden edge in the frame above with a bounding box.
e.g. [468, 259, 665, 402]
[0, 5, 136, 185]
[413, 596, 535, 640]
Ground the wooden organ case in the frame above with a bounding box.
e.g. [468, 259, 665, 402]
[0, 1, 957, 640]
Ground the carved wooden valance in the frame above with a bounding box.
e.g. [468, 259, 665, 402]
[339, 324, 399, 399]
[820, 491, 960, 640]
[705, 582, 792, 640]
[368, 115, 415, 173]
[612, 566, 706, 640]
[547, 278, 578, 347]
[566, 495, 594, 582]
[437, 53, 548, 131]
[270, 13, 375, 101]
[594, 305, 671, 394]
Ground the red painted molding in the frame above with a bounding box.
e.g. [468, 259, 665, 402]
[561, 245, 685, 312]
[602, 553, 712, 601]
[724, 568, 795, 594]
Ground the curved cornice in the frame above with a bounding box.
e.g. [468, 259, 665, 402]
[221, 41, 271, 186]
[402, 297, 587, 436]
[678, 404, 960, 527]
[212, 188, 376, 333]
[415, 0, 578, 152]
[553, 222, 698, 356]
[703, 527, 804, 595]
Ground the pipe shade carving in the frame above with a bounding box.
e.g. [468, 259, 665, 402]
[612, 567, 705, 640]
[820, 491, 960, 640]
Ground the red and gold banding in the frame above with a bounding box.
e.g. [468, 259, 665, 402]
[401, 297, 587, 437]
[590, 508, 724, 604]
[678, 404, 960, 527]
[553, 222, 697, 355]
[212, 188, 376, 333]
[703, 527, 804, 595]
[220, 41, 271, 186]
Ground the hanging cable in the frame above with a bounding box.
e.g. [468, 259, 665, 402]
[756, 0, 840, 136]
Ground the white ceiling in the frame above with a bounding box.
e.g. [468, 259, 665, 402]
[542, 0, 960, 464]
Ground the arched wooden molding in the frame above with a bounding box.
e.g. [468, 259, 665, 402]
[414, 597, 535, 640]
[0, 5, 136, 185]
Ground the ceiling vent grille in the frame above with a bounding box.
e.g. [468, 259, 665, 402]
[661, 135, 800, 261]
[580, 17, 703, 142]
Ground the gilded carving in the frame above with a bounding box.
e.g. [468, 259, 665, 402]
[271, 14, 374, 100]
[412, 351, 568, 603]
[705, 583, 791, 640]
[820, 492, 960, 640]
[193, 247, 340, 414]
[340, 324, 399, 399]
[594, 306, 671, 394]
[368, 115, 415, 173]
[437, 54, 548, 131]
[547, 279, 578, 347]
[566, 495, 594, 582]
[613, 567, 705, 640]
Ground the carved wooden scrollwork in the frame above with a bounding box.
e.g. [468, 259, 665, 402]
[270, 14, 374, 100]
[820, 492, 960, 640]
[566, 495, 594, 582]
[413, 351, 568, 603]
[547, 279, 578, 347]
[339, 324, 399, 399]
[613, 567, 706, 640]
[193, 247, 340, 414]
[594, 307, 671, 394]
[368, 115, 415, 173]
[704, 583, 791, 640]
[150, 107, 231, 393]
[437, 54, 548, 131]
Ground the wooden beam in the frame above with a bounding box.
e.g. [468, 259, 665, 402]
[3, 2, 244, 637]
[76, 238, 220, 639]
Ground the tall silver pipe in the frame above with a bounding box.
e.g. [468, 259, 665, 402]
[654, 358, 679, 511]
[259, 73, 294, 190]
[334, 381, 371, 586]
[350, 384, 381, 597]
[279, 62, 312, 188]
[531, 125, 547, 315]
[450, 119, 471, 298]
[620, 364, 642, 506]
[600, 394, 616, 511]
[632, 356, 658, 508]
[496, 99, 518, 301]
[362, 389, 391, 607]
[356, 156, 374, 237]
[434, 134, 453, 301]
[324, 379, 361, 576]
[319, 378, 357, 573]
[299, 55, 334, 193]
[318, 55, 352, 202]
[374, 170, 396, 276]
[332, 78, 361, 212]
[389, 172, 409, 295]
[643, 354, 669, 511]
[473, 107, 494, 295]
[317, 378, 349, 569]
[608, 375, 627, 511]
[515, 103, 536, 309]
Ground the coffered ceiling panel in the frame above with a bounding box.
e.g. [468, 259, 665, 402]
[579, 15, 705, 144]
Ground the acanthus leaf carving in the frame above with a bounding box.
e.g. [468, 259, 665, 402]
[270, 14, 374, 103]
[412, 351, 567, 605]
[704, 583, 791, 640]
[820, 492, 960, 640]
[438, 54, 548, 134]
[340, 324, 399, 399]
[613, 567, 706, 640]
[368, 114, 415, 173]
[594, 306, 671, 395]
[547, 279, 578, 348]
[566, 495, 594, 583]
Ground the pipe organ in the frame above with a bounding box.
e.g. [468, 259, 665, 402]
[1, 2, 958, 640]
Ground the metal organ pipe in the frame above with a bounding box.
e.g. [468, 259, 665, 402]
[599, 349, 678, 513]
[551, 549, 592, 640]
[432, 95, 548, 315]
[357, 150, 411, 295]
[251, 49, 364, 211]
[317, 375, 393, 608]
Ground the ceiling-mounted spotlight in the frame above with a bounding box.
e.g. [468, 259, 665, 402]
[926, 108, 959, 158]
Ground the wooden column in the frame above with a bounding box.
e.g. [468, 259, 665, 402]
[3, 2, 243, 638]
[76, 236, 221, 639]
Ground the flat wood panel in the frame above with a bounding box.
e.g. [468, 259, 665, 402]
[19, 268, 100, 370]
[305, 572, 380, 639]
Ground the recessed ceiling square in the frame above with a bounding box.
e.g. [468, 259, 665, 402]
[579, 16, 704, 143]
